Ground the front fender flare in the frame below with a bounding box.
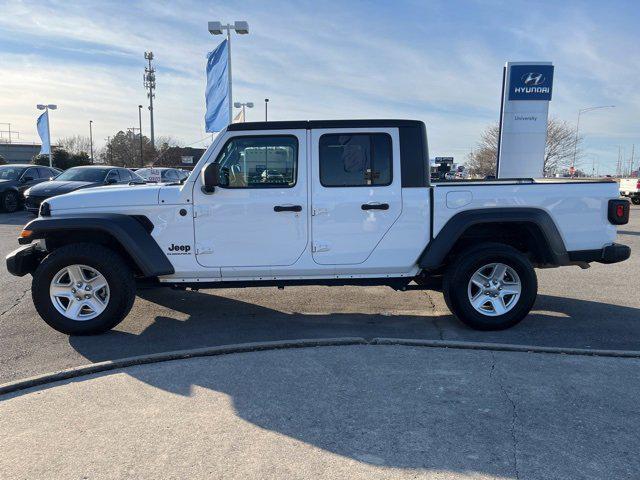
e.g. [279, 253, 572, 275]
[19, 213, 174, 277]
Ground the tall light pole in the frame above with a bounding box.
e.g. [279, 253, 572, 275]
[36, 104, 57, 167]
[89, 120, 94, 163]
[144, 51, 156, 150]
[138, 105, 144, 167]
[572, 105, 615, 172]
[234, 101, 253, 121]
[208, 20, 249, 124]
[264, 98, 269, 121]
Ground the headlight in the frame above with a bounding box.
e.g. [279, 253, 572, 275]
[23, 187, 31, 196]
[39, 201, 51, 217]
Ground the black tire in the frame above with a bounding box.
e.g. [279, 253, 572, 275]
[631, 197, 640, 205]
[32, 243, 136, 335]
[443, 243, 537, 331]
[2, 190, 20, 213]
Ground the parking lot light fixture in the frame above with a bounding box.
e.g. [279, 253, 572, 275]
[234, 101, 254, 121]
[208, 20, 250, 124]
[572, 105, 616, 172]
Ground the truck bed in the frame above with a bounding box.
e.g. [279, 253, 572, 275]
[431, 179, 619, 252]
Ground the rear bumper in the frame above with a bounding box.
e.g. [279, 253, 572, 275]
[568, 243, 631, 265]
[6, 244, 40, 277]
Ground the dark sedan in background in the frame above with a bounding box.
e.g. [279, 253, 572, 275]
[24, 165, 143, 214]
[0, 164, 61, 212]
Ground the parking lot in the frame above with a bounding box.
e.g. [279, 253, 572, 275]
[0, 205, 638, 384]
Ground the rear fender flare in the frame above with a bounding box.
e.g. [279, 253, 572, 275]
[419, 208, 569, 270]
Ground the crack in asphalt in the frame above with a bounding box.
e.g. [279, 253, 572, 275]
[0, 287, 29, 318]
[489, 352, 521, 480]
[421, 291, 444, 340]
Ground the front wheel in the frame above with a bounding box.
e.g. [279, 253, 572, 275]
[443, 243, 537, 330]
[2, 191, 20, 213]
[32, 243, 136, 335]
[631, 197, 640, 205]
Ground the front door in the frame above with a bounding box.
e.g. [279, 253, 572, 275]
[192, 131, 308, 270]
[310, 128, 402, 265]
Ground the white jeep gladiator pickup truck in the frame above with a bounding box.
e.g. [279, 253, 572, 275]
[6, 120, 631, 334]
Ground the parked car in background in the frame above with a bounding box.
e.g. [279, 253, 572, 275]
[136, 167, 188, 183]
[0, 164, 61, 212]
[24, 166, 143, 214]
[619, 178, 640, 205]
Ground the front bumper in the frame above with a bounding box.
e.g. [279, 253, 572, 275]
[6, 244, 41, 277]
[568, 243, 631, 265]
[24, 195, 46, 213]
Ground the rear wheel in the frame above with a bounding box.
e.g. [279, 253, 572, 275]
[631, 197, 640, 205]
[32, 243, 136, 335]
[2, 191, 20, 213]
[443, 243, 537, 330]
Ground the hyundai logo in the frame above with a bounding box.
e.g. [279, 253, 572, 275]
[521, 72, 545, 86]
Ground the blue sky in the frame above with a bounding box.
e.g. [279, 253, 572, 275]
[0, 0, 638, 173]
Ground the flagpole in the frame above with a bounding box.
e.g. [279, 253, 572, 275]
[227, 27, 233, 125]
[46, 108, 52, 167]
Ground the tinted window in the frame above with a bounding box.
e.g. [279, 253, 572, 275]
[319, 133, 392, 187]
[0, 166, 25, 180]
[37, 168, 52, 178]
[119, 169, 132, 181]
[22, 168, 38, 180]
[56, 168, 110, 182]
[215, 136, 297, 188]
[106, 170, 120, 183]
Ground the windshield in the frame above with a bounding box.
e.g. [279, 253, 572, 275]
[55, 168, 109, 182]
[0, 166, 25, 180]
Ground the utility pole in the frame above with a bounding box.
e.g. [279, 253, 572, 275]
[138, 105, 144, 167]
[144, 51, 156, 151]
[265, 98, 269, 121]
[630, 145, 635, 177]
[89, 120, 94, 163]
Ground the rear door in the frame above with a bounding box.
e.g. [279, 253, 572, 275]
[310, 128, 402, 264]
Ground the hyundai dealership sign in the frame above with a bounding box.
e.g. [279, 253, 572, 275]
[508, 64, 554, 101]
[497, 62, 553, 179]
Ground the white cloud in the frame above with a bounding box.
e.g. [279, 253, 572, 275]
[0, 0, 637, 172]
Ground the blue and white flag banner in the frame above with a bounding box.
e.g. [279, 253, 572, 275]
[37, 111, 50, 155]
[204, 39, 229, 133]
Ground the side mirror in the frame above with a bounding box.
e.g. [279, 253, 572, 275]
[202, 163, 221, 193]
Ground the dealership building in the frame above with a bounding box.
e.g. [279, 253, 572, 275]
[0, 143, 43, 164]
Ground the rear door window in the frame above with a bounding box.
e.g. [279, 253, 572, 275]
[319, 133, 392, 187]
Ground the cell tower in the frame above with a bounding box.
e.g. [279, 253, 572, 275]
[143, 51, 156, 149]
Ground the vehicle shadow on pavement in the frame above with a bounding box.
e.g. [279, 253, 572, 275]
[67, 287, 640, 396]
[0, 211, 33, 226]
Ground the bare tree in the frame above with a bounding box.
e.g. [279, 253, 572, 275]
[465, 118, 582, 177]
[58, 135, 92, 156]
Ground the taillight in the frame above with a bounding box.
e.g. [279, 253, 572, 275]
[637, 179, 640, 190]
[608, 199, 630, 225]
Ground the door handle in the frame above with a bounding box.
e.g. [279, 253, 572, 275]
[361, 203, 389, 210]
[274, 205, 302, 212]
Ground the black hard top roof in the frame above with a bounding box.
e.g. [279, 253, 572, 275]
[227, 119, 425, 131]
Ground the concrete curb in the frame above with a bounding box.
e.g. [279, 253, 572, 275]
[3, 336, 640, 397]
[372, 338, 640, 358]
[0, 337, 367, 396]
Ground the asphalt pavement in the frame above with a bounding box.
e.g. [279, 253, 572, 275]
[2, 344, 638, 479]
[0, 206, 638, 384]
